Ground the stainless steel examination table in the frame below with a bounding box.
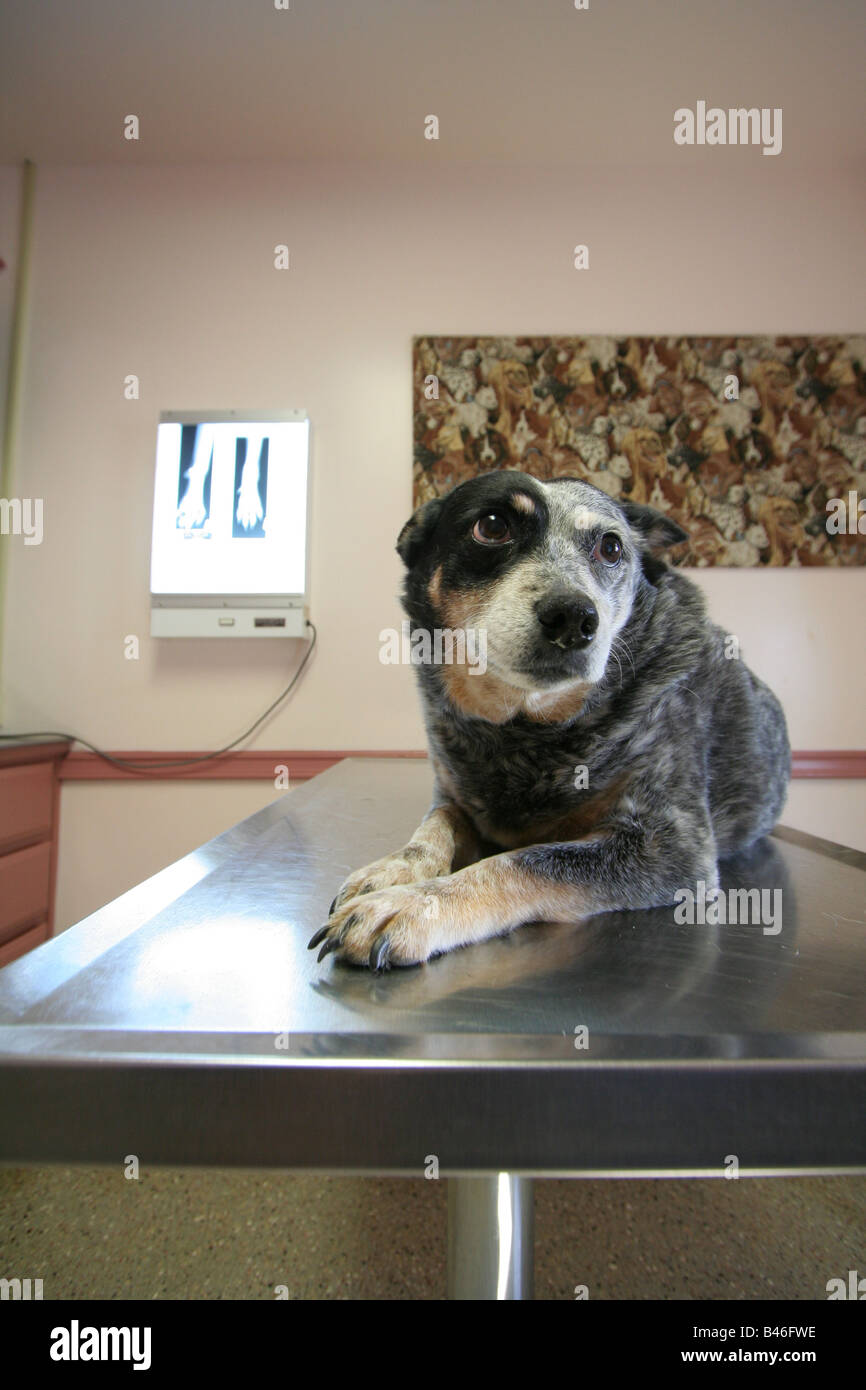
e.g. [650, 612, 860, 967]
[1, 758, 864, 1299]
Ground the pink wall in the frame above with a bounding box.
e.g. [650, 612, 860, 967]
[0, 157, 863, 927]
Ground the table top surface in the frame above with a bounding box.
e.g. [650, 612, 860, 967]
[1, 758, 864, 1173]
[2, 756, 864, 1059]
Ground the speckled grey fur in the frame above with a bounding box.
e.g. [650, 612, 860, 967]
[398, 470, 791, 914]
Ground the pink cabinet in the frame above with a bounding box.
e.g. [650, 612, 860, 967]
[0, 740, 69, 967]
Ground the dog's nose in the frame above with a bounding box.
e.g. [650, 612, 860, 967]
[535, 593, 599, 649]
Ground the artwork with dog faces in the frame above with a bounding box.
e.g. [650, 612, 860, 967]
[412, 336, 866, 566]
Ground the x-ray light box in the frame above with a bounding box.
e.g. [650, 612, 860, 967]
[150, 410, 310, 637]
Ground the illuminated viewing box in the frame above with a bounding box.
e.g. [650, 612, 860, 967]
[150, 409, 310, 638]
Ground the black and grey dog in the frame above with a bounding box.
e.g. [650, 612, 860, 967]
[310, 470, 790, 969]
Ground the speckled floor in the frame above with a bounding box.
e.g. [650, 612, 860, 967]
[1, 1167, 863, 1299]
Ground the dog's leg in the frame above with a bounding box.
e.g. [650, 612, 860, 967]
[327, 800, 483, 917]
[176, 424, 216, 529]
[236, 430, 265, 530]
[311, 816, 718, 969]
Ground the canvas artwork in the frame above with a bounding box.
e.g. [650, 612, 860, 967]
[412, 336, 866, 566]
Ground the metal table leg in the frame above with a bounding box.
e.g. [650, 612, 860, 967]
[447, 1174, 534, 1299]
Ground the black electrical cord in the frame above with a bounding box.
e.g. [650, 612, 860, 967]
[0, 619, 317, 774]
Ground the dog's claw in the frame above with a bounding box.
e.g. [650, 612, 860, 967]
[369, 936, 391, 972]
[317, 936, 342, 963]
[328, 895, 338, 916]
[308, 924, 331, 950]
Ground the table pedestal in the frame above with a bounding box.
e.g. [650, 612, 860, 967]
[447, 1174, 534, 1299]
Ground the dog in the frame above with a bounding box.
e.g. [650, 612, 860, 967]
[309, 469, 791, 969]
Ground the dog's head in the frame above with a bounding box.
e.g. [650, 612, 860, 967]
[397, 471, 687, 711]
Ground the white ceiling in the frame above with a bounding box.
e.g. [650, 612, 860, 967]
[1, 0, 864, 171]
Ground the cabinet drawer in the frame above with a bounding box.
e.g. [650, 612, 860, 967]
[0, 919, 49, 969]
[0, 841, 52, 943]
[0, 761, 54, 853]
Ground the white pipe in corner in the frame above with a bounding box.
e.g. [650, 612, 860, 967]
[0, 158, 37, 724]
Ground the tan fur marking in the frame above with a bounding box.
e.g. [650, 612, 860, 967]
[427, 565, 443, 606]
[438, 663, 590, 725]
[439, 590, 483, 630]
[326, 852, 594, 965]
[522, 682, 591, 723]
[437, 578, 589, 725]
[549, 777, 630, 840]
[438, 851, 596, 940]
[407, 802, 482, 872]
[475, 777, 629, 849]
[436, 853, 590, 932]
[571, 507, 611, 532]
[511, 491, 537, 515]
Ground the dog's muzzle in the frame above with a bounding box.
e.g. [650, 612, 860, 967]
[535, 591, 599, 650]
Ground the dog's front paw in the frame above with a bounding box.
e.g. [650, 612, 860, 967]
[309, 881, 449, 969]
[329, 846, 449, 917]
[176, 497, 207, 529]
[236, 491, 263, 529]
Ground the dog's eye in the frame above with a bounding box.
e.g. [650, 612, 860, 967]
[594, 532, 623, 565]
[472, 514, 511, 545]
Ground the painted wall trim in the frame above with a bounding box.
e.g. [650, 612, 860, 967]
[789, 750, 866, 779]
[57, 749, 866, 782]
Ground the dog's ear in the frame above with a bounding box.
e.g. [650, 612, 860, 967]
[620, 501, 688, 554]
[396, 497, 445, 569]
